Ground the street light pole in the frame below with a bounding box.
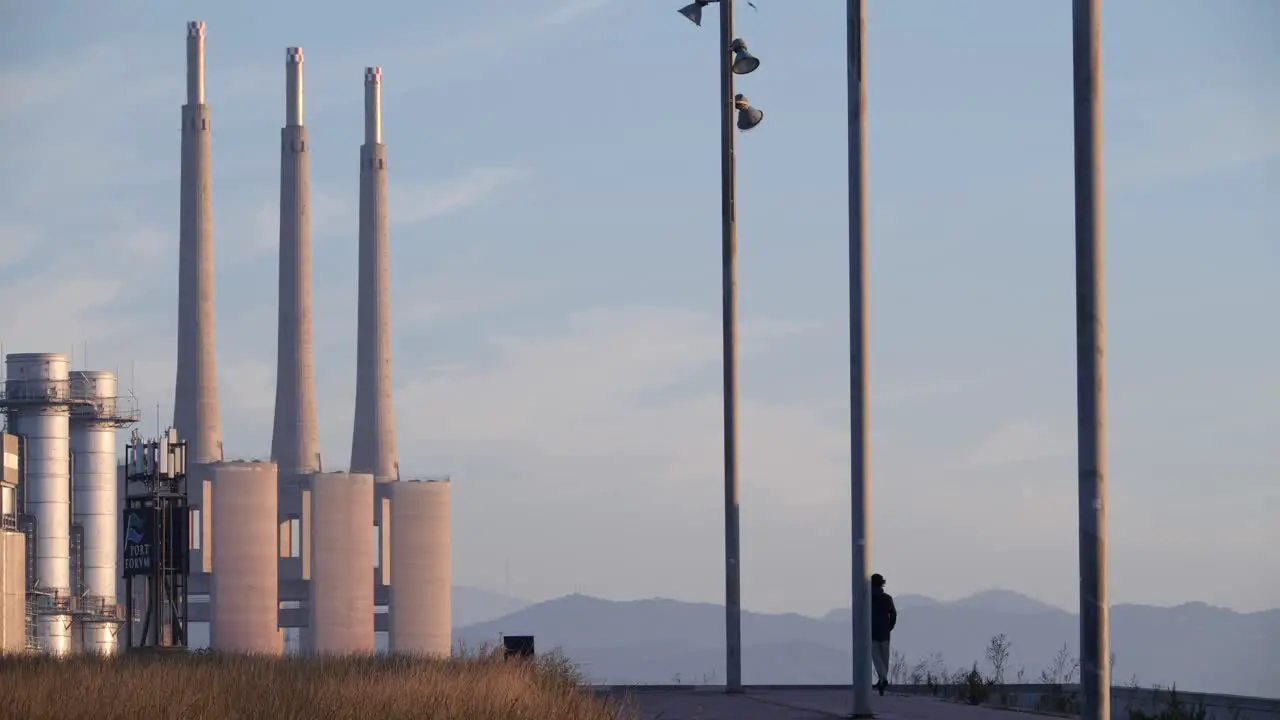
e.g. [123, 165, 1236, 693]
[678, 0, 761, 693]
[1072, 2, 1109, 720]
[718, 0, 744, 695]
[847, 0, 873, 716]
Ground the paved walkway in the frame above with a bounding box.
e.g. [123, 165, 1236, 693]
[602, 687, 1037, 720]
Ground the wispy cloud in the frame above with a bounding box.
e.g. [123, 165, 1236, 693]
[874, 373, 997, 412]
[1111, 91, 1280, 188]
[537, 0, 616, 27]
[389, 0, 615, 82]
[0, 223, 38, 271]
[213, 165, 532, 263]
[392, 167, 533, 225]
[391, 257, 541, 331]
[959, 417, 1072, 472]
[393, 306, 845, 502]
[0, 46, 138, 119]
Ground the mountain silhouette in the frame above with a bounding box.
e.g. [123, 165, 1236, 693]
[451, 586, 529, 627]
[454, 591, 1280, 697]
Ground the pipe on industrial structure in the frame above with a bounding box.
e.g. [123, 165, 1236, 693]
[4, 353, 74, 655]
[308, 472, 374, 654]
[271, 45, 321, 483]
[388, 478, 451, 656]
[209, 461, 282, 654]
[70, 370, 135, 654]
[350, 65, 399, 485]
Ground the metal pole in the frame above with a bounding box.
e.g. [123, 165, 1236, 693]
[125, 575, 133, 650]
[847, 0, 873, 715]
[1072, 2, 1109, 720]
[718, 0, 744, 695]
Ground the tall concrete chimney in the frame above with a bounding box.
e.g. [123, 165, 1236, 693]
[350, 67, 399, 483]
[173, 20, 222, 466]
[271, 47, 320, 479]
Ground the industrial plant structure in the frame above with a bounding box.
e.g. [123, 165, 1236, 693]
[0, 358, 137, 654]
[0, 20, 452, 657]
[70, 370, 138, 653]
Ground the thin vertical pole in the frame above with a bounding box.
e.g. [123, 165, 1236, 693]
[125, 575, 133, 650]
[848, 0, 873, 715]
[1072, 1, 1109, 719]
[719, 0, 743, 695]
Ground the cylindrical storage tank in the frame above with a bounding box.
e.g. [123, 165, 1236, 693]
[5, 352, 73, 655]
[69, 370, 122, 654]
[308, 472, 374, 654]
[388, 478, 451, 656]
[209, 461, 281, 654]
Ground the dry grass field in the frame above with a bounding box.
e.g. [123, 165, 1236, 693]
[0, 649, 635, 720]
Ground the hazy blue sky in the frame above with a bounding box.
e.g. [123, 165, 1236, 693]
[0, 0, 1276, 617]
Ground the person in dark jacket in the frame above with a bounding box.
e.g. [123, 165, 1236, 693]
[871, 573, 897, 695]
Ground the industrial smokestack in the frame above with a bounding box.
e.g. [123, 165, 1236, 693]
[173, 20, 223, 466]
[364, 66, 381, 145]
[350, 67, 399, 483]
[271, 46, 321, 480]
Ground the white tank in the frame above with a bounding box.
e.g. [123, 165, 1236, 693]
[69, 370, 130, 654]
[308, 472, 374, 654]
[209, 461, 281, 654]
[388, 478, 451, 656]
[4, 352, 73, 655]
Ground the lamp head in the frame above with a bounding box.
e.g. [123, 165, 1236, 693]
[734, 93, 763, 131]
[730, 38, 760, 75]
[677, 0, 712, 26]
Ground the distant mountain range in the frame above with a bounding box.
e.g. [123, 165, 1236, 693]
[453, 590, 1280, 698]
[451, 586, 530, 627]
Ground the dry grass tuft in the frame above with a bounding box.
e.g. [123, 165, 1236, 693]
[0, 649, 634, 720]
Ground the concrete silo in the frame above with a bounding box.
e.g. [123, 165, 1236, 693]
[308, 472, 374, 654]
[388, 478, 451, 656]
[209, 461, 281, 654]
[3, 353, 74, 655]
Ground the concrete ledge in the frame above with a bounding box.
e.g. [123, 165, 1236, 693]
[597, 687, 1058, 720]
[887, 684, 1280, 720]
[595, 685, 1279, 720]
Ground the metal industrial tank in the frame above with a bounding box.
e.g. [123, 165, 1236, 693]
[69, 370, 133, 654]
[3, 353, 74, 655]
[308, 472, 374, 654]
[209, 461, 281, 654]
[388, 478, 451, 656]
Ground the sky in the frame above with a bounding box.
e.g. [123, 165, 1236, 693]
[0, 0, 1276, 618]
